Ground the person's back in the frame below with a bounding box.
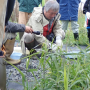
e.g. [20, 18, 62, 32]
[57, 0, 80, 21]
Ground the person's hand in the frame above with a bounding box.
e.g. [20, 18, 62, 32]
[25, 26, 33, 33]
[56, 36, 63, 47]
[86, 12, 90, 20]
[49, 43, 58, 51]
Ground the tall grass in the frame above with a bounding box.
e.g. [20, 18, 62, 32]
[8, 42, 90, 90]
[8, 10, 90, 90]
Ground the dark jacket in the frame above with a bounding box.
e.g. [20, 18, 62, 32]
[57, 0, 81, 21]
[5, 22, 25, 33]
[18, 0, 42, 13]
[5, 0, 15, 25]
[83, 0, 90, 14]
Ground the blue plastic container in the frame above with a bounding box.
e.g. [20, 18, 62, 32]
[10, 52, 22, 60]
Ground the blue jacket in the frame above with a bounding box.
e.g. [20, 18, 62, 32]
[57, 0, 81, 21]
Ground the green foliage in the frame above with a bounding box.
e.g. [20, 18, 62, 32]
[64, 30, 75, 46]
[15, 33, 20, 41]
[32, 44, 90, 90]
[42, 0, 45, 7]
[78, 27, 89, 45]
[64, 65, 68, 90]
[7, 42, 90, 90]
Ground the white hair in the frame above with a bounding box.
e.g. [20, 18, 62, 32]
[44, 0, 60, 12]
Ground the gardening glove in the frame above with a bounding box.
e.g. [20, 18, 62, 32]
[86, 12, 90, 20]
[49, 43, 58, 51]
[56, 36, 63, 47]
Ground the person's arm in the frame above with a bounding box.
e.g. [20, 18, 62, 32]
[5, 0, 15, 26]
[5, 22, 25, 33]
[53, 14, 65, 46]
[5, 22, 33, 33]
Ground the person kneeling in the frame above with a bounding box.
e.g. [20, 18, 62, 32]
[21, 0, 65, 54]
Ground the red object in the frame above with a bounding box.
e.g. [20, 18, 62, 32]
[43, 23, 54, 37]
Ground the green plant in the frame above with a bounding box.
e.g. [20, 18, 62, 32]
[15, 33, 20, 41]
[64, 30, 75, 46]
[78, 27, 89, 45]
[6, 42, 90, 90]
